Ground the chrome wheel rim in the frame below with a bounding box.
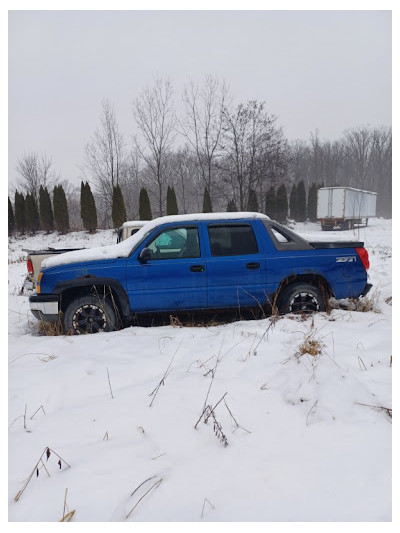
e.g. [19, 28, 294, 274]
[72, 304, 107, 334]
[289, 292, 320, 313]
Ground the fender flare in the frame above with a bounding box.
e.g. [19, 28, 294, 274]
[53, 277, 131, 320]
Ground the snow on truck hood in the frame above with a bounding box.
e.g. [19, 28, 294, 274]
[41, 212, 269, 269]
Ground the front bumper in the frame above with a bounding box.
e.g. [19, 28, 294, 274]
[29, 294, 60, 322]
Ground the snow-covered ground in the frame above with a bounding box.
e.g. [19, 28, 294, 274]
[8, 220, 392, 522]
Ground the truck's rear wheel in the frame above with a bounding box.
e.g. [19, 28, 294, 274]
[277, 283, 325, 314]
[63, 295, 117, 335]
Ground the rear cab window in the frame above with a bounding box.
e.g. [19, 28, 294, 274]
[262, 220, 312, 251]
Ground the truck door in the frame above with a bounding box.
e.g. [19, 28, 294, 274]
[126, 225, 207, 312]
[204, 222, 267, 308]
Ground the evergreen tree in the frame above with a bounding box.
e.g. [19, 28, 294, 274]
[307, 183, 318, 222]
[297, 180, 307, 222]
[166, 185, 179, 215]
[276, 184, 288, 223]
[80, 181, 88, 229]
[25, 193, 40, 233]
[227, 199, 238, 212]
[53, 185, 70, 233]
[265, 186, 277, 219]
[202, 187, 212, 213]
[139, 187, 152, 220]
[39, 185, 54, 232]
[14, 191, 26, 233]
[8, 197, 15, 235]
[85, 182, 97, 232]
[112, 184, 127, 229]
[247, 188, 259, 212]
[289, 184, 298, 220]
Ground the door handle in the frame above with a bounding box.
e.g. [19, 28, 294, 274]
[190, 265, 205, 272]
[246, 262, 260, 270]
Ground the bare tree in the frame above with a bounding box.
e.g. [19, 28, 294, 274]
[16, 152, 58, 202]
[369, 126, 391, 216]
[182, 76, 229, 197]
[162, 145, 204, 214]
[84, 99, 125, 217]
[342, 126, 373, 189]
[221, 100, 286, 210]
[132, 77, 177, 216]
[118, 147, 142, 219]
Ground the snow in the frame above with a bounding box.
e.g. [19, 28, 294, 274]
[8, 219, 392, 522]
[41, 212, 269, 269]
[121, 220, 149, 228]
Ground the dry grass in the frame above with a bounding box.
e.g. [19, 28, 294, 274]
[169, 314, 183, 327]
[298, 336, 325, 357]
[283, 321, 326, 365]
[38, 318, 66, 336]
[329, 290, 381, 313]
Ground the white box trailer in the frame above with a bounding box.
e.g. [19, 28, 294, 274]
[317, 187, 377, 230]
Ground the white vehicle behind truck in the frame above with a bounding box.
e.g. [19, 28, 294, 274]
[24, 220, 149, 290]
[116, 220, 148, 243]
[317, 187, 377, 231]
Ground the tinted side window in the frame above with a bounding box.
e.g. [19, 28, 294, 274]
[208, 225, 258, 256]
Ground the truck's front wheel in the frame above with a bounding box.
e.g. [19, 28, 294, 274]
[63, 295, 118, 335]
[277, 283, 325, 315]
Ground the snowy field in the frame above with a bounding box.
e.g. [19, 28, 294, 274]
[8, 219, 392, 522]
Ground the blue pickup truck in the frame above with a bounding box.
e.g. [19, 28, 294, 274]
[29, 212, 371, 334]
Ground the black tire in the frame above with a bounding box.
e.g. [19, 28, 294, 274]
[63, 295, 118, 335]
[277, 283, 325, 315]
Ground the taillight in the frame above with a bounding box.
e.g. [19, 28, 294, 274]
[27, 258, 33, 275]
[356, 247, 369, 270]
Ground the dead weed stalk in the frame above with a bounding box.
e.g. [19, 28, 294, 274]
[149, 339, 183, 407]
[59, 488, 75, 522]
[14, 447, 71, 502]
[125, 476, 163, 520]
[355, 402, 392, 421]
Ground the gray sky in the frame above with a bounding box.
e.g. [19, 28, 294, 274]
[8, 10, 392, 189]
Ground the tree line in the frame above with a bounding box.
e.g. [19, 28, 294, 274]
[9, 76, 392, 235]
[7, 177, 322, 236]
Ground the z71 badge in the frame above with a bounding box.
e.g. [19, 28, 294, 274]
[336, 256, 357, 263]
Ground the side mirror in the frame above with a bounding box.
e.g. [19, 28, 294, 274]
[139, 247, 152, 264]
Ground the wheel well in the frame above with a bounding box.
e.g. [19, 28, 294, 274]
[59, 284, 125, 320]
[275, 274, 333, 303]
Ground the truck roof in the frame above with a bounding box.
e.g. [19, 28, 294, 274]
[150, 212, 270, 225]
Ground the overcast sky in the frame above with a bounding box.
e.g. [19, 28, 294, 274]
[8, 9, 392, 189]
